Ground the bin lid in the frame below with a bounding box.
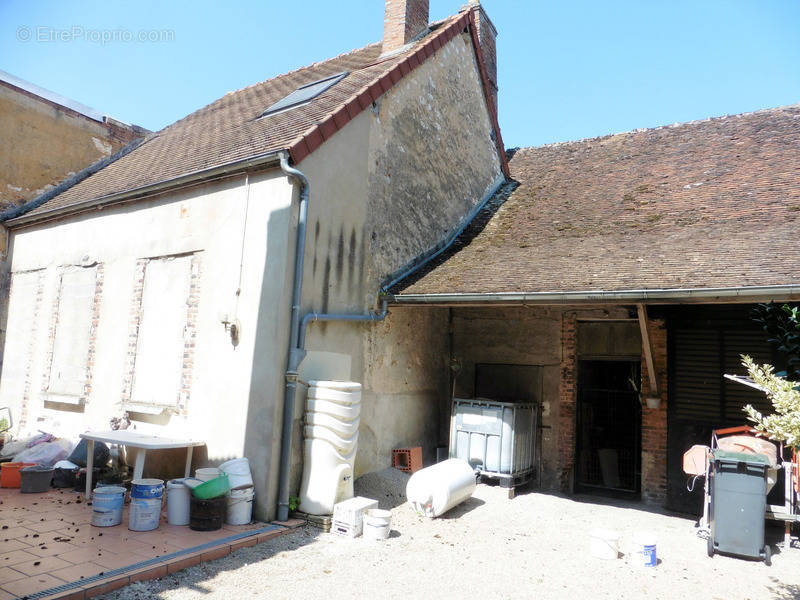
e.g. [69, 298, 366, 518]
[712, 448, 771, 466]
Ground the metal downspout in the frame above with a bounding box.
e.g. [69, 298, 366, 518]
[277, 151, 310, 522]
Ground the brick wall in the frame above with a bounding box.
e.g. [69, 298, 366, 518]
[558, 311, 577, 490]
[640, 317, 668, 504]
[383, 0, 429, 53]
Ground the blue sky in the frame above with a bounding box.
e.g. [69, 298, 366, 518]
[2, 0, 799, 148]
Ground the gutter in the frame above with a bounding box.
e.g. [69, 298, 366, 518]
[4, 149, 283, 228]
[390, 285, 800, 306]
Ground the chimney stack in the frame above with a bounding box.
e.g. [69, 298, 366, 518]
[468, 0, 498, 112]
[383, 0, 430, 53]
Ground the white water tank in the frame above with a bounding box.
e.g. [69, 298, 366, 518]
[298, 381, 361, 515]
[406, 458, 476, 518]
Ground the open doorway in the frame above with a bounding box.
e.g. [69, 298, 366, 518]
[575, 359, 641, 496]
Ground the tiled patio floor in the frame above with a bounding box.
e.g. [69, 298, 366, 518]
[0, 488, 301, 599]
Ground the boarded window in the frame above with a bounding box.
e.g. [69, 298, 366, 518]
[1, 271, 42, 405]
[130, 255, 192, 408]
[46, 267, 97, 403]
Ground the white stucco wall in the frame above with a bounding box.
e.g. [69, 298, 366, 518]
[0, 171, 294, 513]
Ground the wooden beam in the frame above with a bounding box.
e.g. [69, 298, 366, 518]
[637, 303, 659, 396]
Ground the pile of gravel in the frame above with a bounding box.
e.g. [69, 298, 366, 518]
[354, 467, 410, 509]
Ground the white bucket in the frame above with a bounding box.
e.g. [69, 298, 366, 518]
[226, 487, 255, 525]
[91, 486, 126, 527]
[195, 467, 221, 482]
[632, 532, 657, 567]
[167, 479, 191, 526]
[129, 479, 164, 531]
[219, 458, 254, 491]
[363, 508, 391, 540]
[589, 529, 620, 560]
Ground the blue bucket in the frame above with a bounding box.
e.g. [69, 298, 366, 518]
[91, 486, 126, 527]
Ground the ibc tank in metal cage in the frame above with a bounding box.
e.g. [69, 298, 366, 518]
[449, 398, 538, 480]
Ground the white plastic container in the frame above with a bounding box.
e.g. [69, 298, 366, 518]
[195, 467, 221, 482]
[219, 458, 254, 490]
[406, 459, 476, 518]
[167, 478, 191, 526]
[226, 487, 255, 525]
[363, 508, 391, 540]
[305, 412, 360, 437]
[303, 425, 358, 454]
[306, 397, 361, 420]
[589, 529, 620, 560]
[298, 439, 357, 515]
[632, 532, 658, 567]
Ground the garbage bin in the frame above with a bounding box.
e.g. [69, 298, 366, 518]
[707, 449, 771, 565]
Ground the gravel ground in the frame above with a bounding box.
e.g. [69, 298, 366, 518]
[105, 477, 800, 600]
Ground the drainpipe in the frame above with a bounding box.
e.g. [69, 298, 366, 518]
[277, 151, 310, 522]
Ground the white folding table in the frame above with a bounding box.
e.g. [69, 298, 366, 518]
[79, 430, 204, 497]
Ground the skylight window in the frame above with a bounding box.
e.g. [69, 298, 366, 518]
[260, 72, 349, 118]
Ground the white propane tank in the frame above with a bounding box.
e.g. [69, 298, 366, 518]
[406, 458, 476, 517]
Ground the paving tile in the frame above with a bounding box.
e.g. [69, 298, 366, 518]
[83, 575, 131, 598]
[0, 566, 26, 584]
[58, 546, 111, 564]
[26, 519, 71, 533]
[257, 529, 284, 544]
[27, 541, 81, 557]
[230, 536, 258, 551]
[0, 539, 30, 553]
[0, 548, 38, 566]
[166, 553, 203, 574]
[93, 551, 145, 571]
[12, 555, 72, 576]
[49, 561, 106, 582]
[0, 588, 19, 600]
[0, 573, 67, 598]
[0, 526, 36, 540]
[128, 564, 167, 583]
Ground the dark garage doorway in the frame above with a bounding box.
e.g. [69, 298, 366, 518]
[576, 359, 642, 496]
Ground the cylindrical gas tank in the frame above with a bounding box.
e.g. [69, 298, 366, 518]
[406, 458, 476, 518]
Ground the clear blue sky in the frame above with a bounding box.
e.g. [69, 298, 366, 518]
[2, 0, 799, 148]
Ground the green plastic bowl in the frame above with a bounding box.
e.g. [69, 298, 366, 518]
[191, 473, 230, 499]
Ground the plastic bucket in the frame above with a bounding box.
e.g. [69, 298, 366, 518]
[0, 462, 36, 488]
[20, 466, 54, 493]
[190, 495, 226, 531]
[167, 479, 191, 526]
[129, 479, 164, 531]
[53, 467, 78, 488]
[226, 487, 254, 525]
[363, 508, 391, 540]
[632, 532, 657, 567]
[91, 486, 126, 527]
[589, 529, 620, 560]
[219, 458, 254, 491]
[195, 467, 221, 482]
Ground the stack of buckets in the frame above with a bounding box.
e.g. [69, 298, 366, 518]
[166, 459, 255, 529]
[298, 381, 362, 515]
[90, 479, 164, 531]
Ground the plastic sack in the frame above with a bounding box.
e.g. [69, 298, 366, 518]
[67, 438, 110, 468]
[13, 438, 74, 466]
[0, 435, 40, 459]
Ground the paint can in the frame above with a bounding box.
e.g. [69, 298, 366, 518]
[195, 467, 221, 482]
[363, 508, 392, 540]
[632, 532, 657, 567]
[91, 486, 126, 527]
[129, 478, 164, 531]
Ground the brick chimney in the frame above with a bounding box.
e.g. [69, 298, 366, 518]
[468, 0, 498, 112]
[383, 0, 430, 53]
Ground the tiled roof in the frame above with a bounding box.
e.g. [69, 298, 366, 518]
[397, 104, 800, 297]
[20, 8, 507, 221]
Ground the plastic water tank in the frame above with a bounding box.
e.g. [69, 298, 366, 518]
[298, 381, 361, 515]
[406, 458, 476, 518]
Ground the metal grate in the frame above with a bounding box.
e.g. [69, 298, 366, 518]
[26, 525, 281, 599]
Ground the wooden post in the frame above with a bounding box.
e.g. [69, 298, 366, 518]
[637, 304, 659, 397]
